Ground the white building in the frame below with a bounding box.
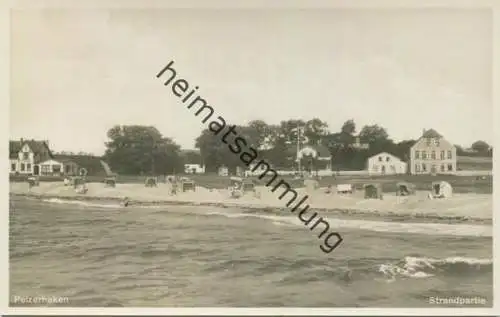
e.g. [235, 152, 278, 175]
[9, 139, 53, 175]
[367, 152, 407, 175]
[295, 144, 332, 172]
[10, 139, 83, 176]
[184, 163, 205, 174]
[409, 129, 457, 175]
[218, 165, 229, 177]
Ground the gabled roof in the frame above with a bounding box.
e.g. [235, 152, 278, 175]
[290, 144, 332, 158]
[369, 151, 404, 161]
[9, 139, 53, 162]
[422, 129, 442, 139]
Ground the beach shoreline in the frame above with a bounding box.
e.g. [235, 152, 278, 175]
[9, 181, 492, 225]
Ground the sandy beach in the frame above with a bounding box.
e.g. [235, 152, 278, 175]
[9, 181, 493, 222]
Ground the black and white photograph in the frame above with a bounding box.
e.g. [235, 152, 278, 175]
[5, 0, 497, 313]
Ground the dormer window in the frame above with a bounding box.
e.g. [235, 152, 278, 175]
[426, 138, 431, 146]
[378, 156, 382, 162]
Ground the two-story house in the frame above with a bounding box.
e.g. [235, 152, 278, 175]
[9, 139, 53, 175]
[409, 129, 457, 175]
[9, 139, 85, 176]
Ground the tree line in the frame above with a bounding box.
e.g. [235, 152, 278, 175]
[102, 121, 493, 175]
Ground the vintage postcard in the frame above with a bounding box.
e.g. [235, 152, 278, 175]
[4, 0, 498, 315]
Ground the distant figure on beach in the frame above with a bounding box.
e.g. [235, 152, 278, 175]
[171, 182, 178, 195]
[121, 197, 130, 207]
[325, 185, 332, 194]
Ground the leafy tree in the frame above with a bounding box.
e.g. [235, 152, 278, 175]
[104, 125, 183, 175]
[454, 144, 465, 156]
[247, 120, 272, 149]
[393, 140, 417, 162]
[359, 124, 389, 145]
[303, 118, 329, 146]
[341, 119, 356, 135]
[195, 125, 253, 173]
[471, 140, 490, 153]
[182, 150, 203, 165]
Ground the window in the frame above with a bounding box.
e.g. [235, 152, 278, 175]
[41, 165, 51, 174]
[23, 153, 29, 160]
[431, 151, 436, 159]
[422, 151, 427, 159]
[26, 163, 31, 172]
[435, 139, 440, 146]
[65, 165, 71, 173]
[426, 138, 431, 146]
[448, 164, 453, 171]
[415, 164, 420, 172]
[378, 156, 382, 162]
[415, 151, 420, 159]
[11, 163, 15, 171]
[422, 163, 427, 172]
[20, 163, 25, 171]
[440, 151, 445, 160]
[386, 156, 390, 162]
[53, 165, 61, 173]
[447, 150, 452, 159]
[441, 164, 445, 172]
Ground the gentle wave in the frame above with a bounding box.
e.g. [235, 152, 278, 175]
[37, 197, 492, 237]
[379, 256, 492, 280]
[42, 198, 122, 209]
[200, 210, 492, 237]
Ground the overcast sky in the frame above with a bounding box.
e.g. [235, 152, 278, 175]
[10, 8, 492, 155]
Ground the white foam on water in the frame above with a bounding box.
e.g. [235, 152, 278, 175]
[42, 198, 120, 209]
[39, 197, 491, 237]
[195, 209, 491, 237]
[378, 256, 492, 280]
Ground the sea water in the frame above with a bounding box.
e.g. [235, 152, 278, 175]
[9, 196, 492, 307]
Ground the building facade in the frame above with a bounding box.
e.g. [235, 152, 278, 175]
[367, 152, 407, 175]
[9, 139, 81, 176]
[296, 145, 332, 172]
[9, 139, 53, 175]
[409, 129, 457, 175]
[184, 164, 205, 174]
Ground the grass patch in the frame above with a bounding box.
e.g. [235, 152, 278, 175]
[457, 156, 492, 171]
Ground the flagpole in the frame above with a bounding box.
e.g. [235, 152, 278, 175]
[297, 124, 301, 174]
